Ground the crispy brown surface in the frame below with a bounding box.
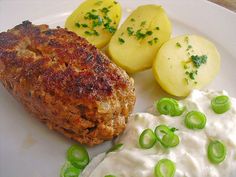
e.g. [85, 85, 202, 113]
[0, 21, 135, 146]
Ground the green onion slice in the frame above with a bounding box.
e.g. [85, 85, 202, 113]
[139, 129, 157, 149]
[156, 98, 184, 116]
[184, 111, 206, 130]
[106, 143, 123, 154]
[154, 159, 176, 177]
[162, 134, 179, 148]
[207, 140, 227, 164]
[67, 144, 89, 169]
[155, 125, 179, 148]
[211, 95, 231, 114]
[60, 161, 81, 177]
[104, 175, 116, 177]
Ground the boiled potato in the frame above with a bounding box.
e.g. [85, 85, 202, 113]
[108, 5, 172, 73]
[65, 0, 121, 48]
[153, 35, 221, 97]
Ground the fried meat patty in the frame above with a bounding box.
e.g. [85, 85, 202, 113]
[0, 21, 135, 146]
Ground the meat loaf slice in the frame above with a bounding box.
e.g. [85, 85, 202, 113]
[0, 21, 135, 146]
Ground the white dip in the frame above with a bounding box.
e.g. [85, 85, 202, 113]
[82, 90, 236, 177]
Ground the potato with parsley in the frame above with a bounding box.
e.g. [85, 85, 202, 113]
[153, 35, 221, 97]
[65, 0, 121, 48]
[108, 5, 172, 73]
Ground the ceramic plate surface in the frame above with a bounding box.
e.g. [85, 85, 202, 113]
[0, 0, 236, 176]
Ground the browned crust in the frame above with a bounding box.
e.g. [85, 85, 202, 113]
[0, 21, 135, 146]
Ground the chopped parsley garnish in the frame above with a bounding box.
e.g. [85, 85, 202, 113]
[92, 16, 103, 28]
[155, 26, 160, 30]
[120, 20, 159, 45]
[186, 45, 192, 51]
[140, 21, 146, 27]
[134, 29, 153, 40]
[104, 15, 112, 24]
[135, 29, 146, 40]
[81, 24, 88, 28]
[185, 70, 198, 80]
[101, 7, 109, 14]
[148, 37, 158, 45]
[184, 54, 207, 83]
[130, 18, 135, 22]
[148, 40, 153, 45]
[104, 24, 116, 33]
[85, 30, 99, 36]
[153, 37, 158, 42]
[176, 42, 181, 48]
[113, 1, 118, 4]
[146, 31, 153, 35]
[75, 22, 81, 28]
[127, 27, 134, 36]
[191, 55, 208, 68]
[118, 37, 125, 44]
[77, 6, 117, 36]
[103, 15, 116, 34]
[84, 11, 99, 20]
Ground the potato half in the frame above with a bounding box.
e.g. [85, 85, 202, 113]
[108, 5, 172, 73]
[65, 0, 121, 48]
[153, 35, 221, 97]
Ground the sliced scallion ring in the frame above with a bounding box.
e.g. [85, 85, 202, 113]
[155, 125, 174, 141]
[106, 143, 123, 154]
[154, 159, 176, 177]
[139, 129, 157, 149]
[211, 95, 231, 114]
[155, 125, 179, 148]
[156, 98, 184, 117]
[60, 161, 81, 177]
[184, 111, 206, 130]
[162, 134, 180, 148]
[104, 175, 116, 177]
[67, 144, 89, 169]
[207, 140, 227, 164]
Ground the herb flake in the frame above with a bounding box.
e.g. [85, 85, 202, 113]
[127, 27, 134, 36]
[75, 22, 81, 28]
[186, 45, 192, 51]
[176, 42, 182, 48]
[148, 37, 158, 45]
[84, 30, 99, 36]
[118, 37, 125, 44]
[146, 31, 153, 36]
[191, 55, 208, 68]
[140, 21, 146, 27]
[130, 18, 135, 22]
[135, 29, 146, 40]
[81, 23, 88, 27]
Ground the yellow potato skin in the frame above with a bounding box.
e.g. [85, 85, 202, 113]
[108, 5, 172, 73]
[153, 35, 221, 97]
[65, 0, 121, 49]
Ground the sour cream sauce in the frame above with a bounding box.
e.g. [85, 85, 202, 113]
[82, 90, 236, 177]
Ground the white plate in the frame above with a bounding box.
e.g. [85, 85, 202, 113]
[0, 0, 236, 177]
